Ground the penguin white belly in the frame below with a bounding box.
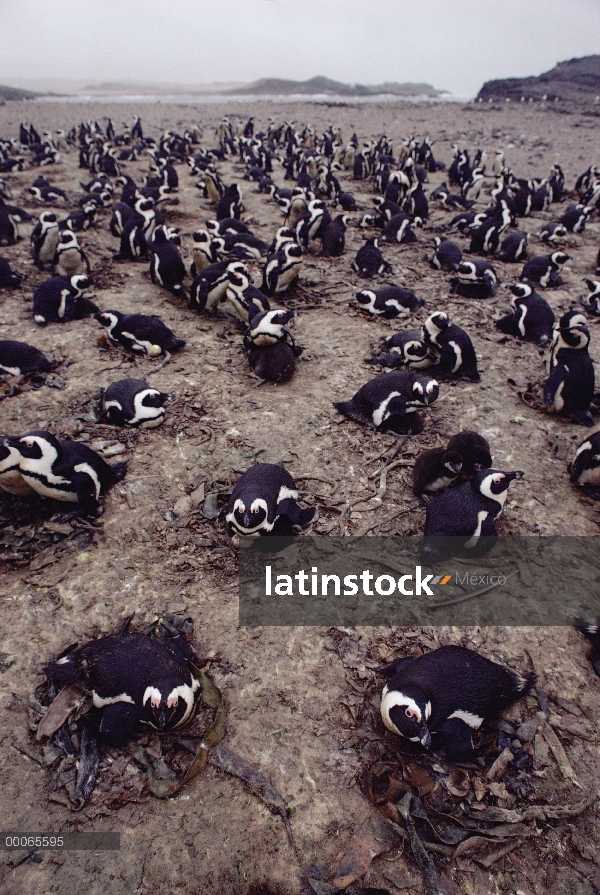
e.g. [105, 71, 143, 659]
[449, 341, 462, 373]
[578, 467, 600, 486]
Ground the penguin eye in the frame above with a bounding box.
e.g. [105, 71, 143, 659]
[405, 708, 418, 719]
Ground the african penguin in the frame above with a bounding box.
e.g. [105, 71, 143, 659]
[574, 622, 600, 676]
[189, 260, 242, 312]
[446, 431, 492, 477]
[0, 437, 37, 496]
[321, 214, 348, 257]
[149, 226, 187, 299]
[498, 230, 529, 263]
[32, 274, 97, 326]
[224, 268, 270, 322]
[521, 251, 569, 288]
[334, 371, 439, 435]
[0, 255, 25, 288]
[31, 211, 60, 267]
[452, 259, 498, 299]
[582, 279, 600, 316]
[559, 204, 592, 233]
[189, 230, 215, 275]
[544, 310, 594, 426]
[102, 379, 171, 428]
[94, 311, 185, 356]
[540, 222, 567, 245]
[412, 448, 463, 497]
[423, 312, 480, 381]
[53, 229, 89, 277]
[0, 340, 52, 379]
[380, 213, 417, 245]
[262, 242, 303, 296]
[380, 645, 536, 760]
[569, 432, 600, 498]
[371, 331, 433, 370]
[355, 286, 424, 319]
[495, 283, 555, 345]
[45, 632, 200, 743]
[243, 309, 296, 350]
[226, 464, 315, 537]
[352, 238, 390, 278]
[429, 237, 462, 272]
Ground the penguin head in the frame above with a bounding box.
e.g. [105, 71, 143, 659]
[227, 267, 250, 291]
[284, 243, 303, 260]
[556, 310, 590, 348]
[359, 212, 376, 228]
[58, 229, 77, 247]
[204, 220, 220, 235]
[584, 279, 600, 299]
[40, 211, 58, 226]
[142, 678, 197, 731]
[411, 377, 439, 406]
[457, 261, 476, 281]
[424, 312, 450, 338]
[95, 310, 122, 328]
[192, 229, 211, 245]
[355, 290, 376, 308]
[230, 495, 269, 535]
[70, 274, 92, 293]
[18, 431, 62, 465]
[475, 469, 524, 504]
[551, 251, 570, 268]
[151, 226, 168, 245]
[509, 283, 532, 302]
[0, 437, 23, 472]
[380, 683, 432, 747]
[442, 450, 463, 477]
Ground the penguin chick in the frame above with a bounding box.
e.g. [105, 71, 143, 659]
[226, 463, 315, 537]
[246, 341, 297, 384]
[45, 632, 200, 743]
[352, 238, 390, 278]
[371, 331, 433, 370]
[423, 312, 480, 381]
[334, 371, 439, 435]
[355, 285, 424, 318]
[412, 448, 463, 497]
[429, 237, 462, 271]
[102, 378, 171, 428]
[53, 229, 89, 277]
[495, 283, 555, 345]
[94, 310, 185, 356]
[321, 214, 348, 256]
[446, 430, 493, 477]
[380, 645, 536, 760]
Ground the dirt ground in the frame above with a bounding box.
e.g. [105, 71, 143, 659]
[0, 98, 600, 895]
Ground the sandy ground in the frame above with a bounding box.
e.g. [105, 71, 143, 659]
[0, 98, 599, 895]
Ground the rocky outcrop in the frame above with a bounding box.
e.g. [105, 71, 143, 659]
[228, 76, 442, 98]
[477, 55, 600, 102]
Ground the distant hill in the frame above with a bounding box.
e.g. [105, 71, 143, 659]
[477, 55, 600, 102]
[0, 84, 40, 102]
[228, 76, 443, 98]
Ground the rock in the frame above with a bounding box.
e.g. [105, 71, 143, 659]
[173, 496, 192, 518]
[517, 718, 539, 743]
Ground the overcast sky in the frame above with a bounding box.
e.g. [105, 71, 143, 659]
[2, 0, 599, 98]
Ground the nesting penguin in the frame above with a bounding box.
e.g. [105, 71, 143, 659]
[574, 622, 600, 676]
[101, 379, 171, 428]
[380, 645, 536, 760]
[94, 311, 185, 356]
[540, 222, 567, 245]
[495, 283, 555, 345]
[559, 204, 592, 233]
[352, 238, 390, 278]
[451, 260, 498, 299]
[226, 464, 315, 537]
[544, 310, 595, 426]
[45, 632, 200, 743]
[498, 230, 529, 263]
[0, 255, 25, 288]
[33, 274, 97, 326]
[15, 431, 127, 515]
[0, 340, 52, 379]
[582, 279, 600, 316]
[522, 251, 569, 288]
[243, 309, 300, 383]
[446, 430, 493, 477]
[0, 437, 37, 496]
[371, 331, 433, 370]
[423, 312, 480, 381]
[189, 260, 244, 312]
[224, 267, 270, 323]
[335, 371, 439, 435]
[569, 431, 600, 498]
[355, 285, 424, 319]
[412, 448, 463, 497]
[149, 226, 187, 299]
[262, 242, 303, 296]
[321, 214, 348, 257]
[430, 237, 462, 272]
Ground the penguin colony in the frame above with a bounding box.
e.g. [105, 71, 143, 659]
[1, 114, 600, 776]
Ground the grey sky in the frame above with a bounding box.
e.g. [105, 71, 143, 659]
[2, 0, 599, 98]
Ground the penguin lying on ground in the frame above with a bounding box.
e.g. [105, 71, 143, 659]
[582, 279, 600, 316]
[559, 204, 592, 233]
[0, 437, 37, 496]
[522, 251, 569, 288]
[226, 463, 315, 537]
[380, 645, 536, 760]
[371, 331, 433, 370]
[33, 274, 97, 326]
[352, 238, 391, 278]
[14, 430, 127, 515]
[355, 285, 424, 318]
[412, 448, 463, 497]
[0, 255, 25, 287]
[94, 311, 185, 356]
[544, 310, 594, 426]
[423, 312, 480, 381]
[335, 371, 439, 435]
[569, 431, 600, 498]
[101, 378, 171, 428]
[446, 430, 493, 477]
[0, 340, 52, 381]
[429, 236, 462, 271]
[495, 283, 555, 345]
[45, 632, 200, 743]
[574, 622, 600, 676]
[189, 260, 245, 312]
[540, 222, 567, 245]
[498, 230, 529, 262]
[451, 259, 498, 299]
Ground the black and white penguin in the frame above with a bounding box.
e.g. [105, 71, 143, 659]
[102, 378, 171, 428]
[498, 230, 529, 262]
[380, 645, 536, 760]
[380, 213, 417, 245]
[246, 341, 298, 384]
[0, 340, 52, 379]
[94, 311, 186, 356]
[423, 312, 480, 381]
[0, 437, 37, 496]
[189, 229, 216, 275]
[243, 309, 296, 349]
[268, 227, 296, 255]
[544, 310, 595, 426]
[569, 431, 600, 498]
[468, 201, 513, 255]
[33, 274, 97, 326]
[371, 330, 434, 370]
[355, 285, 424, 319]
[334, 371, 439, 435]
[574, 622, 600, 676]
[333, 190, 357, 211]
[224, 267, 270, 322]
[452, 259, 498, 298]
[540, 222, 567, 245]
[559, 204, 592, 233]
[149, 226, 187, 299]
[53, 229, 89, 277]
[45, 632, 200, 743]
[61, 203, 96, 233]
[446, 430, 493, 477]
[31, 211, 60, 267]
[412, 448, 463, 497]
[582, 279, 600, 316]
[15, 431, 127, 515]
[495, 283, 555, 345]
[0, 255, 25, 288]
[226, 464, 315, 537]
[189, 260, 245, 312]
[262, 242, 303, 296]
[216, 183, 243, 221]
[430, 237, 462, 272]
[216, 231, 269, 261]
[352, 238, 390, 279]
[521, 251, 569, 288]
[321, 214, 348, 256]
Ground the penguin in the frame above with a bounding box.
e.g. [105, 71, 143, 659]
[15, 431, 127, 515]
[0, 208, 20, 247]
[214, 231, 269, 261]
[446, 430, 493, 477]
[380, 645, 536, 760]
[149, 227, 187, 299]
[102, 378, 171, 428]
[430, 237, 462, 272]
[226, 463, 315, 537]
[540, 222, 567, 245]
[223, 267, 270, 322]
[468, 201, 513, 255]
[189, 229, 216, 276]
[559, 204, 592, 233]
[190, 260, 246, 312]
[403, 180, 428, 222]
[62, 204, 96, 233]
[262, 242, 303, 296]
[521, 251, 569, 288]
[352, 238, 390, 279]
[569, 431, 600, 498]
[355, 286, 424, 319]
[495, 283, 555, 345]
[53, 229, 89, 277]
[0, 340, 52, 379]
[452, 259, 498, 298]
[423, 468, 524, 557]
[573, 622, 600, 676]
[33, 274, 97, 326]
[28, 184, 67, 204]
[334, 371, 439, 435]
[243, 309, 296, 349]
[0, 437, 37, 496]
[380, 213, 417, 245]
[544, 310, 595, 426]
[371, 331, 434, 370]
[206, 217, 252, 238]
[0, 255, 25, 288]
[246, 341, 298, 384]
[94, 311, 185, 356]
[412, 448, 463, 497]
[498, 230, 529, 262]
[268, 227, 296, 255]
[321, 214, 348, 257]
[45, 632, 200, 743]
[333, 190, 357, 211]
[582, 279, 600, 316]
[216, 183, 243, 221]
[423, 312, 480, 381]
[31, 211, 60, 267]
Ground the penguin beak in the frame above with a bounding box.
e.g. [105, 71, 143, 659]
[417, 721, 431, 749]
[155, 708, 168, 731]
[506, 470, 524, 482]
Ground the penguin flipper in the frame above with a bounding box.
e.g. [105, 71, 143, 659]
[277, 498, 315, 529]
[438, 716, 479, 761]
[377, 656, 415, 678]
[334, 400, 372, 426]
[99, 701, 140, 743]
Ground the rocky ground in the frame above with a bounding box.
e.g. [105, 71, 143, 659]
[0, 98, 599, 895]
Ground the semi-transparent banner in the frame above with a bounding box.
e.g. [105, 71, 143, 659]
[238, 537, 600, 625]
